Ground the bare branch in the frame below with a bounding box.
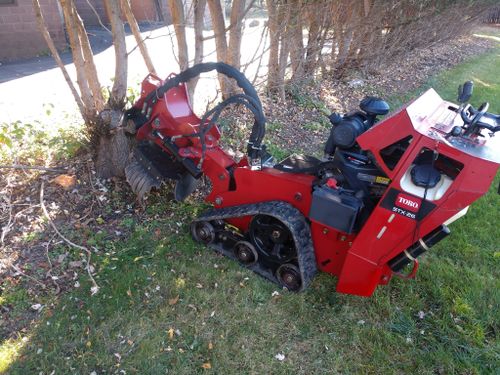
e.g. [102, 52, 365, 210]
[0, 164, 67, 172]
[32, 0, 86, 116]
[121, 0, 157, 75]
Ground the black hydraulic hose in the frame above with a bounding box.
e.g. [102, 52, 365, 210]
[172, 93, 265, 166]
[198, 94, 265, 158]
[143, 62, 266, 151]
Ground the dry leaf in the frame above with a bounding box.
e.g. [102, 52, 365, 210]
[168, 295, 179, 305]
[201, 362, 212, 369]
[52, 174, 76, 189]
[168, 328, 174, 339]
[208, 342, 213, 350]
[127, 289, 132, 297]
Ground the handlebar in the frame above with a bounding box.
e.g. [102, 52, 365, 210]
[460, 103, 500, 135]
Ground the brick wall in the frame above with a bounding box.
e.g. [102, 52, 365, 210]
[0, 0, 66, 61]
[74, 0, 169, 26]
[74, 0, 106, 27]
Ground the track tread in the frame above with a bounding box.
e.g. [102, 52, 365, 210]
[192, 201, 317, 291]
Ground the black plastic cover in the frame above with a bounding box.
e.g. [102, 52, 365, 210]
[410, 164, 441, 188]
[309, 187, 363, 234]
[360, 96, 390, 116]
[331, 116, 365, 149]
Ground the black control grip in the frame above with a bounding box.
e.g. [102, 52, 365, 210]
[458, 81, 473, 103]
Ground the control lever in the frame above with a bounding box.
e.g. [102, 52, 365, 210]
[457, 81, 473, 103]
[449, 81, 475, 138]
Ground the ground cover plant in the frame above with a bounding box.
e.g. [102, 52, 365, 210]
[1, 28, 499, 375]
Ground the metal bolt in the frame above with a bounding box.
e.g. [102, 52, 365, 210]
[340, 235, 346, 241]
[219, 174, 225, 180]
[215, 197, 223, 205]
[153, 118, 160, 128]
[323, 228, 329, 234]
[294, 192, 302, 201]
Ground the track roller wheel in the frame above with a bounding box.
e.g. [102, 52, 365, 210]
[276, 263, 302, 291]
[233, 241, 258, 266]
[191, 221, 215, 245]
[249, 215, 296, 263]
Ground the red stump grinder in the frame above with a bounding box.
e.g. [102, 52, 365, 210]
[123, 63, 500, 297]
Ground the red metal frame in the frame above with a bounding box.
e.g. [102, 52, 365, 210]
[133, 76, 500, 297]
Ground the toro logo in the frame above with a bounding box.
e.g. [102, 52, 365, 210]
[395, 193, 421, 213]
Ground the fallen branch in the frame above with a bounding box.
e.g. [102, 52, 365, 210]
[10, 264, 47, 289]
[40, 181, 99, 295]
[44, 235, 61, 294]
[0, 165, 67, 173]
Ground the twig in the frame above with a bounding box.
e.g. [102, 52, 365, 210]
[0, 165, 67, 173]
[1, 203, 41, 246]
[44, 235, 61, 294]
[201, 0, 257, 41]
[10, 264, 47, 289]
[39, 181, 99, 294]
[84, 0, 111, 33]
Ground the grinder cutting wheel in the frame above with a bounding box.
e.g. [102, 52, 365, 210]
[124, 62, 500, 296]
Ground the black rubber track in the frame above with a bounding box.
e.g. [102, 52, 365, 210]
[192, 201, 317, 291]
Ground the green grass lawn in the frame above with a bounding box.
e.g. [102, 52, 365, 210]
[2, 35, 500, 374]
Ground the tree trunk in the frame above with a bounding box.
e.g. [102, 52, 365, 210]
[168, 0, 189, 71]
[288, 1, 305, 82]
[121, 0, 157, 75]
[188, 0, 207, 100]
[227, 0, 245, 69]
[74, 7, 105, 112]
[60, 0, 96, 121]
[103, 0, 128, 109]
[96, 0, 131, 178]
[207, 0, 230, 97]
[276, 3, 292, 100]
[304, 3, 322, 75]
[266, 0, 280, 96]
[32, 0, 86, 117]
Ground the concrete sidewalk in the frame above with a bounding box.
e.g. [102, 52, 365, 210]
[0, 21, 267, 126]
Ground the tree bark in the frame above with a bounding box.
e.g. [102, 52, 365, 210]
[266, 0, 280, 96]
[207, 0, 230, 97]
[304, 3, 322, 75]
[93, 0, 131, 179]
[103, 0, 128, 109]
[188, 0, 207, 100]
[227, 0, 245, 70]
[74, 6, 105, 112]
[288, 3, 305, 82]
[121, 0, 157, 75]
[60, 0, 96, 120]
